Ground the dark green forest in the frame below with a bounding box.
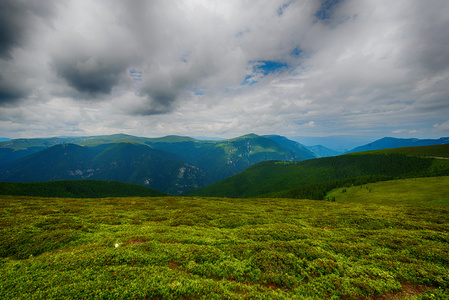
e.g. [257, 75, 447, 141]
[184, 152, 449, 198]
[0, 180, 166, 198]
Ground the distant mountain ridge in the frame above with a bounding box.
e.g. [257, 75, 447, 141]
[305, 145, 342, 157]
[263, 135, 318, 159]
[2, 133, 448, 195]
[348, 137, 449, 153]
[0, 133, 315, 194]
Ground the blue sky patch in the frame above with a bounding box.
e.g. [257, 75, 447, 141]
[278, 1, 293, 16]
[315, 0, 342, 20]
[192, 88, 204, 95]
[255, 61, 288, 75]
[129, 68, 142, 81]
[242, 75, 258, 86]
[290, 47, 303, 57]
[241, 61, 288, 86]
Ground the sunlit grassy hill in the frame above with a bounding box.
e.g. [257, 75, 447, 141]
[327, 176, 449, 206]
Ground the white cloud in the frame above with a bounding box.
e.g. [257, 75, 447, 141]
[433, 121, 449, 132]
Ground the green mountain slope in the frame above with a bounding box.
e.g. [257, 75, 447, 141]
[305, 144, 342, 157]
[184, 152, 448, 198]
[0, 180, 166, 198]
[0, 143, 97, 182]
[263, 135, 318, 159]
[144, 134, 309, 182]
[0, 134, 313, 189]
[0, 143, 210, 194]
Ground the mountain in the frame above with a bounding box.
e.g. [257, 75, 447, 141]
[263, 135, 318, 159]
[348, 137, 449, 153]
[0, 134, 149, 166]
[183, 144, 449, 198]
[305, 145, 342, 157]
[290, 135, 373, 152]
[0, 133, 313, 194]
[0, 143, 97, 182]
[145, 134, 307, 182]
[0, 143, 210, 194]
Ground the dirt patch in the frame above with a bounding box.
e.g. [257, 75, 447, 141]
[168, 261, 181, 270]
[125, 238, 149, 246]
[365, 283, 435, 300]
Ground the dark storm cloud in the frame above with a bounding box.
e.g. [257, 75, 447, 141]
[0, 0, 56, 60]
[51, 54, 130, 97]
[0, 0, 57, 105]
[133, 93, 177, 115]
[0, 74, 27, 105]
[132, 82, 180, 115]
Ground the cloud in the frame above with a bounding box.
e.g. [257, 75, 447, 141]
[433, 121, 449, 132]
[399, 1, 449, 74]
[1, 0, 449, 139]
[0, 0, 58, 104]
[392, 129, 418, 134]
[0, 72, 28, 105]
[0, 0, 56, 60]
[50, 52, 131, 97]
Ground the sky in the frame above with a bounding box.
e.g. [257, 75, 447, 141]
[1, 0, 449, 142]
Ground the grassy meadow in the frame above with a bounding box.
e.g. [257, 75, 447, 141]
[1, 190, 448, 299]
[327, 176, 449, 206]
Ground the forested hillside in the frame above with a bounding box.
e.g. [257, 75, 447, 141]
[184, 151, 449, 198]
[0, 180, 166, 198]
[0, 143, 209, 195]
[0, 134, 314, 194]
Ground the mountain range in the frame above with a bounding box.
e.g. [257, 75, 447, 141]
[347, 137, 449, 153]
[0, 134, 316, 194]
[1, 134, 448, 195]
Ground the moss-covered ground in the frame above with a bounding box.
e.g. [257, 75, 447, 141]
[1, 194, 448, 299]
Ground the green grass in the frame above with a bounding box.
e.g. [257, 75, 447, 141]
[327, 176, 449, 206]
[1, 195, 448, 299]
